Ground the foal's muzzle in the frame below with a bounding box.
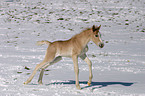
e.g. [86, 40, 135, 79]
[99, 43, 104, 48]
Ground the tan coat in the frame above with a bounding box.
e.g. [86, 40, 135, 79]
[24, 25, 104, 90]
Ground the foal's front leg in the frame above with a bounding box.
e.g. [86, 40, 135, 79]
[80, 54, 93, 86]
[72, 55, 81, 90]
[84, 57, 93, 86]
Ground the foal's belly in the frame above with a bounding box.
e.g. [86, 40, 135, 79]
[55, 47, 72, 57]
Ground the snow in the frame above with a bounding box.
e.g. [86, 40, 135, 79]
[0, 0, 145, 96]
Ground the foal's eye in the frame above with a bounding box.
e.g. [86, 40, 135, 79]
[95, 35, 98, 37]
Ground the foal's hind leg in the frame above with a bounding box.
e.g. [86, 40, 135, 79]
[24, 47, 56, 85]
[80, 54, 93, 86]
[38, 56, 62, 84]
[24, 61, 48, 84]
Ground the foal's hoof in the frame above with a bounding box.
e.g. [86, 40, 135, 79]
[87, 82, 91, 86]
[23, 82, 28, 85]
[38, 82, 43, 85]
[76, 85, 81, 90]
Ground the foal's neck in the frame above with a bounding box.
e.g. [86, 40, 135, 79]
[82, 29, 91, 44]
[74, 29, 91, 48]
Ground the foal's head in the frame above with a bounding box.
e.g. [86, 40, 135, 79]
[90, 25, 104, 48]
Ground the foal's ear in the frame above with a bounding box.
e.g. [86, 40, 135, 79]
[97, 25, 101, 30]
[92, 25, 96, 32]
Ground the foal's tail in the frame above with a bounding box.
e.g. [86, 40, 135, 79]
[36, 40, 51, 46]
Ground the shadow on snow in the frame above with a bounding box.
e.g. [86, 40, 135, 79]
[45, 80, 134, 90]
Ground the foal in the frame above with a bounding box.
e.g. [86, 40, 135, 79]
[24, 25, 104, 89]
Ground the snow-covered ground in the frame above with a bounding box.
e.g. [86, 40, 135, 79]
[0, 0, 145, 95]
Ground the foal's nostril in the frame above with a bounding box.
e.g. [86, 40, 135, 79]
[99, 43, 104, 48]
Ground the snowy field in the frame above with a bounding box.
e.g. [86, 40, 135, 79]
[0, 0, 145, 96]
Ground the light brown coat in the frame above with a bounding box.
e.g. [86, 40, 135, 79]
[24, 25, 104, 89]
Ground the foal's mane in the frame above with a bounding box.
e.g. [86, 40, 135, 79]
[70, 28, 91, 40]
[83, 28, 91, 32]
[78, 28, 91, 35]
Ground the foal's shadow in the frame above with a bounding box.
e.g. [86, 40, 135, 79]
[46, 80, 134, 90]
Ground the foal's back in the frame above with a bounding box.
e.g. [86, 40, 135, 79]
[50, 39, 73, 57]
